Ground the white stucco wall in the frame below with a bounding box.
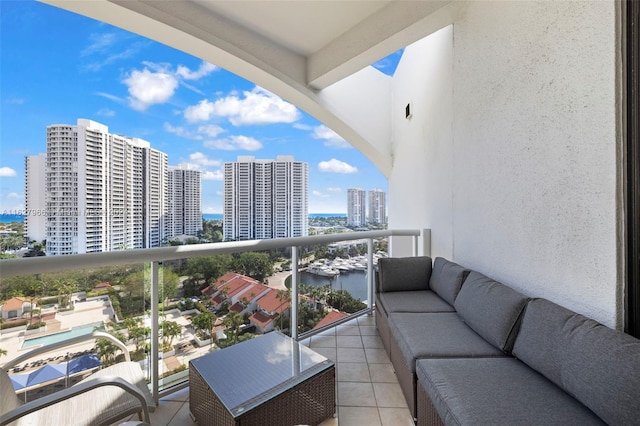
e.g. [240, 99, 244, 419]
[389, 1, 620, 327]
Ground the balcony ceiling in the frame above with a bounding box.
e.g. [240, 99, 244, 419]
[41, 0, 454, 90]
[40, 0, 459, 176]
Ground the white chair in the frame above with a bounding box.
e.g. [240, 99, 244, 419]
[1, 331, 154, 426]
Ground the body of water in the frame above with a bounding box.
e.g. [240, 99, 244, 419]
[0, 214, 25, 223]
[1, 213, 346, 223]
[287, 270, 370, 303]
[22, 322, 104, 349]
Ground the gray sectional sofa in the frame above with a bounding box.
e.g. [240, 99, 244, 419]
[375, 256, 640, 425]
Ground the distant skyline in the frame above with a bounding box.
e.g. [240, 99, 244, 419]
[0, 0, 402, 214]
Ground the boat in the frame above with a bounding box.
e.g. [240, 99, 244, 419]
[307, 265, 340, 277]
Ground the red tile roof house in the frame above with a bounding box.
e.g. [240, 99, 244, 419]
[228, 283, 271, 316]
[249, 288, 291, 333]
[0, 296, 37, 321]
[312, 310, 350, 330]
[202, 273, 268, 311]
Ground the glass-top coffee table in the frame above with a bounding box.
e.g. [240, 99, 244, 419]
[189, 331, 335, 426]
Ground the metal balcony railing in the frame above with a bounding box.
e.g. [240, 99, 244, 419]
[1, 229, 421, 403]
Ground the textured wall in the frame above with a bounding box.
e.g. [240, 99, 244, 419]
[389, 1, 620, 327]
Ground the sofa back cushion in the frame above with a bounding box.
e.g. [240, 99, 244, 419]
[429, 257, 469, 305]
[512, 298, 640, 426]
[377, 256, 432, 292]
[454, 271, 528, 352]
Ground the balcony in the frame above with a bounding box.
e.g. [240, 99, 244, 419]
[0, 229, 420, 425]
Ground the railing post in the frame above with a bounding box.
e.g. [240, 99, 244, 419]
[291, 246, 299, 340]
[150, 261, 160, 405]
[367, 238, 374, 312]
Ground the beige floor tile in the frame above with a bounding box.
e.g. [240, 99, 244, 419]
[359, 325, 378, 335]
[337, 347, 367, 363]
[365, 348, 391, 364]
[378, 407, 415, 426]
[311, 346, 337, 361]
[338, 407, 382, 426]
[160, 386, 189, 402]
[167, 402, 197, 426]
[318, 414, 339, 426]
[338, 382, 378, 407]
[149, 400, 184, 426]
[369, 363, 398, 383]
[336, 325, 361, 335]
[362, 334, 384, 349]
[337, 335, 363, 348]
[310, 334, 337, 348]
[372, 382, 407, 408]
[357, 315, 376, 326]
[337, 362, 371, 382]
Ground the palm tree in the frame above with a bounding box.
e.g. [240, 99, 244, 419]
[222, 311, 243, 345]
[275, 289, 291, 331]
[191, 311, 215, 349]
[160, 320, 182, 352]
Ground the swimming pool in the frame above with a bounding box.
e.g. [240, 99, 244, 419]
[22, 322, 104, 349]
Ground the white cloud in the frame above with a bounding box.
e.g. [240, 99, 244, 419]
[202, 170, 224, 181]
[312, 125, 350, 148]
[327, 187, 342, 192]
[312, 190, 330, 198]
[82, 33, 117, 56]
[6, 98, 25, 105]
[7, 192, 21, 199]
[189, 152, 221, 167]
[198, 124, 225, 138]
[318, 159, 358, 174]
[176, 62, 217, 80]
[164, 123, 225, 140]
[184, 86, 300, 125]
[204, 135, 262, 151]
[293, 123, 313, 131]
[0, 167, 17, 177]
[123, 66, 178, 110]
[97, 108, 116, 117]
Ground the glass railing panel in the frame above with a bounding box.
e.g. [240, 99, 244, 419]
[0, 263, 150, 402]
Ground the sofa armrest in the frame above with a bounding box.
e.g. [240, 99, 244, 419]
[378, 256, 432, 293]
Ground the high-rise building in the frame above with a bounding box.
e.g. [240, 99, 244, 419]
[368, 189, 387, 225]
[38, 119, 168, 255]
[167, 167, 202, 238]
[347, 188, 367, 227]
[224, 155, 308, 241]
[24, 153, 47, 242]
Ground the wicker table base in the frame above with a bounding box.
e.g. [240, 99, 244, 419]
[189, 332, 335, 426]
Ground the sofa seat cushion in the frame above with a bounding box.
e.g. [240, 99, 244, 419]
[378, 256, 432, 292]
[429, 258, 469, 306]
[378, 290, 455, 315]
[416, 358, 605, 426]
[454, 271, 529, 352]
[513, 298, 640, 426]
[389, 312, 504, 373]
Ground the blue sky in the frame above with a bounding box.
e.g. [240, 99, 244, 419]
[0, 0, 401, 214]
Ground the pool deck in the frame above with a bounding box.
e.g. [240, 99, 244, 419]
[0, 299, 114, 367]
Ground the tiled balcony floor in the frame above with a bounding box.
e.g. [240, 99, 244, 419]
[144, 315, 413, 426]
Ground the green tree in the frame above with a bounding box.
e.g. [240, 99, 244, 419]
[275, 289, 291, 330]
[185, 254, 232, 285]
[231, 252, 274, 282]
[326, 289, 367, 313]
[160, 320, 182, 351]
[191, 311, 215, 348]
[160, 267, 179, 306]
[23, 241, 46, 257]
[95, 331, 127, 366]
[222, 311, 244, 345]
